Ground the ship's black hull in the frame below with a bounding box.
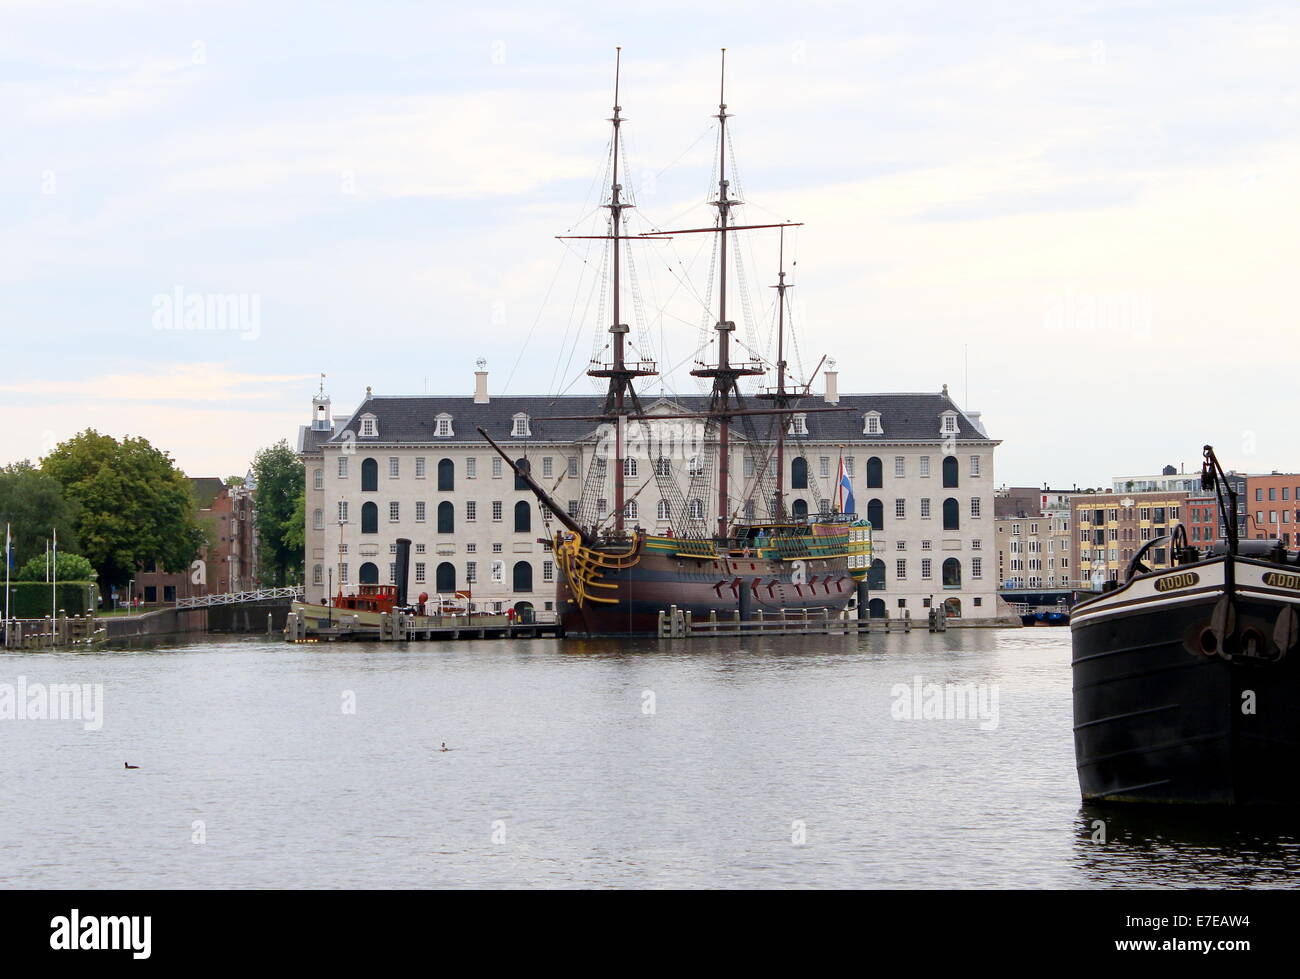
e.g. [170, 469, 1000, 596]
[1071, 557, 1300, 805]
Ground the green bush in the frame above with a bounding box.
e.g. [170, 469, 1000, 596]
[3, 581, 98, 619]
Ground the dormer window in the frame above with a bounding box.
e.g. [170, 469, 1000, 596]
[788, 413, 808, 435]
[359, 414, 378, 438]
[435, 413, 454, 438]
[940, 411, 959, 435]
[512, 413, 531, 437]
[864, 411, 883, 435]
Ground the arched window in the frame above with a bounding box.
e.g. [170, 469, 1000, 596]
[943, 498, 960, 530]
[361, 502, 378, 534]
[513, 561, 533, 592]
[943, 558, 962, 587]
[867, 498, 884, 531]
[867, 597, 887, 619]
[942, 455, 959, 488]
[361, 458, 378, 492]
[514, 501, 531, 533]
[358, 562, 379, 584]
[657, 499, 670, 521]
[866, 457, 883, 488]
[514, 458, 530, 491]
[436, 562, 456, 592]
[437, 458, 454, 491]
[791, 457, 808, 489]
[867, 558, 886, 590]
[792, 498, 808, 520]
[437, 501, 454, 534]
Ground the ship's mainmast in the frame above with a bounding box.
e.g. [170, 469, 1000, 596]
[755, 229, 795, 520]
[690, 49, 764, 540]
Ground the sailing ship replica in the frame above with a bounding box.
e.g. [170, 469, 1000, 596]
[481, 50, 871, 636]
[1071, 445, 1300, 805]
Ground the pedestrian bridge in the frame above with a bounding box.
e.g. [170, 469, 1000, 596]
[176, 586, 303, 609]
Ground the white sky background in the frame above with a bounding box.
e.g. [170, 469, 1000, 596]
[0, 0, 1296, 485]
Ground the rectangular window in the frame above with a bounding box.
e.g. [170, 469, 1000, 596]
[312, 564, 323, 585]
[894, 456, 905, 478]
[389, 502, 399, 522]
[467, 457, 478, 479]
[338, 457, 348, 478]
[389, 457, 399, 478]
[314, 469, 323, 490]
[895, 499, 906, 519]
[969, 455, 981, 477]
[819, 457, 830, 478]
[466, 501, 477, 521]
[919, 456, 930, 477]
[543, 560, 554, 583]
[415, 562, 426, 583]
[567, 500, 578, 517]
[896, 540, 906, 550]
[542, 457, 554, 478]
[896, 559, 907, 580]
[491, 560, 504, 583]
[569, 457, 580, 477]
[920, 498, 931, 519]
[340, 563, 349, 584]
[971, 539, 981, 550]
[921, 558, 932, 579]
[492, 543, 503, 553]
[415, 501, 426, 522]
[414, 457, 426, 478]
[492, 501, 503, 522]
[921, 540, 932, 550]
[492, 458, 503, 478]
[337, 501, 349, 523]
[970, 497, 981, 518]
[466, 561, 477, 583]
[972, 558, 982, 579]
[845, 457, 855, 477]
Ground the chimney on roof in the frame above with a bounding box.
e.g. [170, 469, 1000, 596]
[823, 368, 839, 404]
[474, 359, 489, 404]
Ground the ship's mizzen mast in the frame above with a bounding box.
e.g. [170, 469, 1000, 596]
[568, 47, 657, 536]
[757, 228, 793, 521]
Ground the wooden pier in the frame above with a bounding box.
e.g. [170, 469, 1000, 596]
[283, 610, 563, 642]
[656, 605, 942, 638]
[2, 613, 104, 649]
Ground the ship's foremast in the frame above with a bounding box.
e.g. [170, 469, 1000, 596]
[570, 47, 657, 536]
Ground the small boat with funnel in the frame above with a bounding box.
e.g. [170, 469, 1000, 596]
[1071, 445, 1300, 805]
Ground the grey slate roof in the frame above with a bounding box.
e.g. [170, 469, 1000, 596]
[310, 391, 994, 447]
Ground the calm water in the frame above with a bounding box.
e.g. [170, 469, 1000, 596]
[2, 629, 1298, 889]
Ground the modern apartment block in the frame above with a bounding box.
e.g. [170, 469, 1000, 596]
[1245, 474, 1300, 544]
[1070, 490, 1191, 587]
[297, 370, 1002, 618]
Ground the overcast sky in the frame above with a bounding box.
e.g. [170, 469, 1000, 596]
[2, 0, 1296, 487]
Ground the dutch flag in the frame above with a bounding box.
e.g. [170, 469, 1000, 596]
[837, 457, 855, 516]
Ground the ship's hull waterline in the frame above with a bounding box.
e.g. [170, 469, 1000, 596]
[555, 534, 862, 636]
[1071, 556, 1300, 806]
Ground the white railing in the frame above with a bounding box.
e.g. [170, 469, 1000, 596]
[176, 586, 304, 609]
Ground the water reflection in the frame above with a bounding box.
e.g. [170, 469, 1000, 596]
[1073, 803, 1300, 888]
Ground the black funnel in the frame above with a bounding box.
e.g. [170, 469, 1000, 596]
[394, 538, 412, 607]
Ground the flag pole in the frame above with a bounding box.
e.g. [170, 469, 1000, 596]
[4, 523, 10, 625]
[52, 526, 58, 623]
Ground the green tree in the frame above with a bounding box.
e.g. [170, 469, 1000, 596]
[0, 461, 82, 567]
[15, 551, 96, 582]
[250, 440, 304, 586]
[41, 430, 205, 598]
[282, 486, 306, 557]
